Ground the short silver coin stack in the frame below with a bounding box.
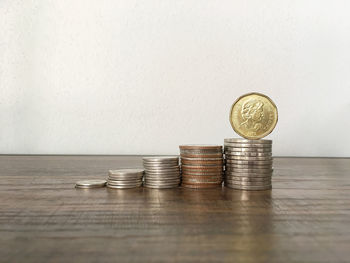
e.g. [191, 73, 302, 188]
[224, 138, 273, 190]
[143, 156, 181, 189]
[107, 169, 144, 189]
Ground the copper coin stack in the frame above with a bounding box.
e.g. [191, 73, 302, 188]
[179, 145, 223, 189]
[224, 138, 273, 190]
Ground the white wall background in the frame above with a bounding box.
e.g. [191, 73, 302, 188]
[1, 0, 349, 157]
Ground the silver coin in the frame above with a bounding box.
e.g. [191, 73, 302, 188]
[143, 156, 179, 161]
[224, 183, 272, 190]
[108, 178, 142, 183]
[144, 167, 180, 172]
[225, 171, 272, 176]
[225, 176, 271, 182]
[225, 147, 272, 153]
[145, 175, 180, 179]
[225, 152, 272, 157]
[107, 179, 142, 184]
[182, 178, 222, 183]
[108, 173, 143, 179]
[143, 160, 179, 165]
[144, 184, 179, 189]
[109, 169, 144, 175]
[145, 179, 181, 184]
[143, 159, 178, 163]
[107, 182, 142, 189]
[107, 183, 142, 188]
[145, 182, 180, 187]
[225, 170, 273, 175]
[145, 177, 180, 181]
[224, 143, 272, 148]
[143, 165, 180, 170]
[224, 138, 272, 144]
[145, 173, 180, 178]
[145, 169, 180, 174]
[75, 180, 107, 189]
[225, 167, 273, 172]
[226, 159, 273, 165]
[224, 180, 271, 186]
[225, 155, 273, 161]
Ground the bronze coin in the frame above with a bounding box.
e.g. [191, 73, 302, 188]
[179, 145, 222, 150]
[180, 153, 223, 158]
[181, 183, 222, 189]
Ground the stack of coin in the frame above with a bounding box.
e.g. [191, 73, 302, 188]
[75, 180, 107, 189]
[107, 169, 144, 189]
[179, 145, 223, 189]
[143, 156, 181, 188]
[224, 138, 273, 190]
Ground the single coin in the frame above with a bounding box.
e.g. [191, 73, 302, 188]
[225, 172, 272, 177]
[145, 174, 180, 178]
[225, 147, 272, 153]
[224, 183, 272, 190]
[226, 159, 273, 165]
[225, 168, 273, 173]
[107, 182, 142, 187]
[182, 174, 222, 179]
[144, 181, 180, 186]
[225, 167, 273, 172]
[144, 184, 179, 189]
[182, 164, 223, 169]
[142, 156, 179, 162]
[107, 178, 142, 183]
[182, 178, 222, 184]
[109, 169, 144, 175]
[181, 160, 223, 166]
[145, 180, 180, 184]
[225, 152, 272, 157]
[143, 159, 178, 163]
[224, 180, 271, 186]
[180, 151, 223, 156]
[143, 164, 180, 169]
[224, 138, 272, 144]
[181, 183, 222, 189]
[107, 182, 142, 189]
[75, 180, 107, 189]
[225, 176, 271, 182]
[229, 92, 278, 139]
[143, 163, 179, 167]
[179, 145, 222, 150]
[224, 142, 272, 148]
[182, 171, 224, 176]
[225, 158, 273, 163]
[144, 167, 180, 172]
[180, 153, 223, 158]
[108, 173, 143, 179]
[181, 157, 223, 161]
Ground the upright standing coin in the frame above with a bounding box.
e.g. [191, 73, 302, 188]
[229, 93, 278, 139]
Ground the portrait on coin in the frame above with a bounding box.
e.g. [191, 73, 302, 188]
[240, 99, 265, 132]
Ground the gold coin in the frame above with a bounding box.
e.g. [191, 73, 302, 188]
[229, 92, 278, 139]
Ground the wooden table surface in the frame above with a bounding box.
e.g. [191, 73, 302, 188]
[1, 156, 350, 263]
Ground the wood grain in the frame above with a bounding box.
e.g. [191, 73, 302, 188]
[0, 156, 350, 263]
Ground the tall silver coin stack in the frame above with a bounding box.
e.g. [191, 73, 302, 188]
[107, 169, 144, 189]
[143, 156, 181, 189]
[224, 138, 273, 190]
